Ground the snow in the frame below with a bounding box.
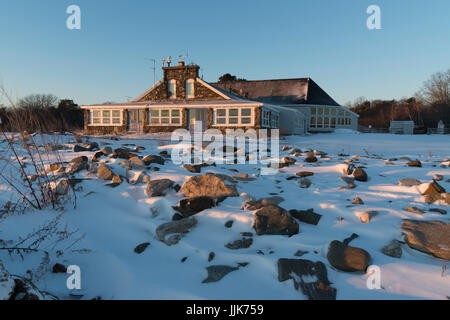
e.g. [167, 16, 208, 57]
[0, 131, 449, 300]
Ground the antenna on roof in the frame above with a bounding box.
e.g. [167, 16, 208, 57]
[144, 58, 156, 84]
[125, 96, 133, 102]
[161, 56, 172, 67]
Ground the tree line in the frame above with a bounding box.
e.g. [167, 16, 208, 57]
[349, 69, 449, 130]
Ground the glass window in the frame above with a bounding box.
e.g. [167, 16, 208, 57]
[151, 110, 159, 117]
[229, 109, 238, 116]
[345, 111, 350, 117]
[171, 110, 180, 117]
[216, 118, 226, 124]
[324, 108, 329, 115]
[317, 117, 323, 127]
[185, 79, 194, 99]
[229, 117, 238, 124]
[331, 118, 336, 128]
[324, 117, 329, 128]
[149, 108, 181, 125]
[310, 116, 316, 128]
[318, 107, 323, 115]
[241, 117, 251, 124]
[310, 107, 316, 114]
[217, 109, 226, 117]
[241, 109, 251, 116]
[330, 108, 336, 116]
[338, 109, 344, 116]
[168, 80, 176, 99]
[161, 110, 169, 117]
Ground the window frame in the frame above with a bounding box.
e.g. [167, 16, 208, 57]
[213, 107, 255, 127]
[168, 79, 177, 99]
[149, 108, 182, 126]
[88, 109, 123, 127]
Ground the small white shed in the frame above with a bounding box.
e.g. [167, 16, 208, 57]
[389, 121, 414, 135]
[277, 106, 307, 135]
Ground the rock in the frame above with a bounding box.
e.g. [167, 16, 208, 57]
[174, 196, 217, 217]
[352, 168, 368, 182]
[294, 250, 309, 257]
[401, 219, 450, 260]
[129, 157, 146, 170]
[352, 197, 364, 205]
[423, 193, 450, 205]
[434, 174, 444, 181]
[44, 144, 64, 152]
[69, 156, 88, 174]
[296, 171, 314, 178]
[49, 163, 60, 172]
[277, 258, 337, 300]
[112, 148, 132, 159]
[281, 145, 290, 151]
[202, 265, 239, 283]
[130, 172, 149, 185]
[54, 179, 70, 195]
[326, 240, 371, 272]
[421, 181, 446, 195]
[407, 160, 422, 167]
[225, 238, 253, 250]
[282, 157, 296, 165]
[298, 178, 312, 189]
[358, 210, 379, 223]
[224, 220, 234, 228]
[208, 252, 215, 262]
[289, 209, 322, 225]
[244, 196, 284, 210]
[134, 146, 145, 152]
[92, 151, 104, 162]
[181, 174, 238, 199]
[398, 178, 421, 186]
[111, 175, 123, 185]
[254, 205, 299, 236]
[143, 155, 165, 166]
[340, 176, 355, 185]
[403, 206, 425, 214]
[145, 179, 174, 197]
[99, 146, 112, 155]
[304, 155, 318, 163]
[429, 208, 447, 215]
[134, 242, 150, 254]
[97, 164, 114, 180]
[342, 163, 355, 175]
[155, 217, 197, 246]
[381, 240, 402, 258]
[172, 213, 184, 221]
[232, 173, 255, 181]
[52, 263, 67, 273]
[182, 164, 201, 173]
[73, 145, 89, 152]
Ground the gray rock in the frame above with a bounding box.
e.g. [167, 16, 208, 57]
[398, 178, 421, 186]
[134, 242, 150, 254]
[145, 179, 174, 197]
[401, 219, 450, 260]
[225, 238, 253, 250]
[352, 168, 368, 182]
[99, 146, 112, 155]
[97, 164, 114, 180]
[155, 217, 197, 246]
[181, 174, 238, 199]
[326, 240, 371, 272]
[254, 205, 299, 236]
[381, 240, 402, 258]
[352, 197, 364, 205]
[298, 178, 312, 188]
[174, 196, 217, 217]
[289, 209, 322, 226]
[358, 210, 379, 223]
[129, 156, 146, 170]
[277, 258, 337, 300]
[143, 155, 165, 166]
[202, 265, 239, 283]
[54, 179, 70, 195]
[69, 156, 88, 174]
[406, 160, 422, 167]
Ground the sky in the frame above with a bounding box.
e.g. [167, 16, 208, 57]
[0, 0, 449, 106]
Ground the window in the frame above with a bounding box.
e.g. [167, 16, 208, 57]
[271, 113, 279, 127]
[214, 108, 253, 126]
[262, 110, 271, 127]
[330, 108, 336, 116]
[324, 117, 329, 128]
[310, 107, 316, 115]
[345, 118, 351, 125]
[89, 109, 122, 126]
[310, 116, 316, 128]
[318, 107, 323, 115]
[168, 80, 176, 99]
[338, 109, 344, 116]
[149, 108, 182, 126]
[331, 118, 336, 128]
[185, 79, 195, 99]
[317, 117, 323, 128]
[324, 108, 330, 116]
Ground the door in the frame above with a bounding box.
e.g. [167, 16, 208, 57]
[189, 108, 208, 132]
[128, 110, 145, 133]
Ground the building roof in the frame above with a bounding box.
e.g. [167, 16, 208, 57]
[213, 78, 340, 106]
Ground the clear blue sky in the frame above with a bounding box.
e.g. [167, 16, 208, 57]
[0, 0, 449, 106]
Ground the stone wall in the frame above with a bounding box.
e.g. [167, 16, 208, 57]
[136, 64, 225, 102]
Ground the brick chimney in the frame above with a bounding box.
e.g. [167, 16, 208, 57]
[162, 63, 199, 82]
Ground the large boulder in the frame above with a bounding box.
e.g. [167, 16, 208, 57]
[352, 168, 368, 182]
[68, 156, 88, 174]
[97, 164, 114, 180]
[407, 160, 422, 167]
[145, 179, 174, 197]
[143, 155, 165, 166]
[277, 259, 337, 300]
[423, 193, 450, 206]
[289, 209, 322, 225]
[54, 179, 70, 196]
[174, 196, 218, 217]
[129, 157, 146, 170]
[326, 240, 371, 272]
[202, 265, 239, 283]
[181, 174, 238, 199]
[401, 219, 450, 260]
[253, 205, 299, 236]
[155, 217, 197, 246]
[420, 181, 446, 195]
[397, 178, 421, 186]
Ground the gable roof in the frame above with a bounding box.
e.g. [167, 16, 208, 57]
[213, 78, 340, 106]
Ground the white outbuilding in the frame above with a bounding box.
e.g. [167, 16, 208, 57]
[389, 121, 415, 135]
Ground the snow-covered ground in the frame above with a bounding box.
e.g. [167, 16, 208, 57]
[0, 130, 449, 300]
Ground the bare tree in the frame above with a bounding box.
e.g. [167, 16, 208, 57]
[18, 94, 59, 110]
[418, 69, 450, 105]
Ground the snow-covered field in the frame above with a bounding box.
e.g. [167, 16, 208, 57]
[0, 130, 449, 300]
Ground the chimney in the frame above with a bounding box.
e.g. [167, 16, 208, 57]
[178, 61, 185, 67]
